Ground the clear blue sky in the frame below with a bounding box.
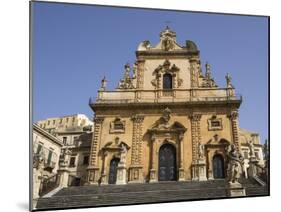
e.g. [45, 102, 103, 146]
[32, 2, 268, 143]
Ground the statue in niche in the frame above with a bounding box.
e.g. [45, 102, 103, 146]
[226, 144, 244, 184]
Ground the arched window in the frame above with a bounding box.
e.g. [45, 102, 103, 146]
[163, 73, 173, 89]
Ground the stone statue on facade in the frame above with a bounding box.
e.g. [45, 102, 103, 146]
[33, 150, 45, 171]
[132, 62, 137, 78]
[162, 36, 175, 51]
[225, 73, 233, 88]
[226, 144, 244, 184]
[138, 40, 151, 50]
[100, 76, 107, 90]
[119, 143, 128, 165]
[248, 140, 255, 158]
[205, 62, 211, 79]
[201, 62, 217, 88]
[162, 107, 171, 123]
[117, 63, 135, 89]
[198, 142, 205, 159]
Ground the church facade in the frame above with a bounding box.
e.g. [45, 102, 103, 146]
[86, 27, 257, 185]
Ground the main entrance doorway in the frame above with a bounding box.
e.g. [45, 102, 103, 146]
[213, 154, 225, 179]
[108, 158, 120, 184]
[158, 144, 177, 181]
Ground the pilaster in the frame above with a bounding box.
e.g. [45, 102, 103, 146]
[228, 111, 240, 148]
[129, 115, 145, 183]
[190, 58, 200, 89]
[136, 59, 145, 89]
[178, 132, 185, 181]
[87, 116, 104, 184]
[189, 113, 202, 163]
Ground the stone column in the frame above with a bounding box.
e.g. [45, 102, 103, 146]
[87, 116, 104, 185]
[178, 132, 185, 181]
[129, 115, 145, 183]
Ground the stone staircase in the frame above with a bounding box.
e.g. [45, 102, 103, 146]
[36, 179, 268, 210]
[239, 178, 269, 196]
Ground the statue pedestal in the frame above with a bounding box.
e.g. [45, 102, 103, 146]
[86, 167, 100, 185]
[57, 168, 70, 188]
[149, 169, 157, 183]
[100, 173, 108, 185]
[248, 158, 259, 177]
[178, 168, 185, 181]
[33, 167, 42, 200]
[192, 159, 207, 181]
[116, 165, 127, 185]
[228, 182, 246, 197]
[128, 166, 144, 183]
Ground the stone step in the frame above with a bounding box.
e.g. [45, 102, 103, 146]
[54, 180, 227, 196]
[36, 179, 268, 210]
[37, 187, 227, 209]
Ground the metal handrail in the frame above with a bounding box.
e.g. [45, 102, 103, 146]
[39, 173, 60, 197]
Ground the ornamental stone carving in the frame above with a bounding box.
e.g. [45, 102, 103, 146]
[117, 63, 135, 89]
[151, 59, 182, 90]
[201, 63, 217, 88]
[228, 111, 239, 120]
[109, 117, 125, 134]
[162, 36, 175, 51]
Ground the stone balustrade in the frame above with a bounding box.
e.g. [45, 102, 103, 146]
[91, 88, 241, 105]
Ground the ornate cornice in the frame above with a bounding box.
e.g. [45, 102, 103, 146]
[136, 50, 199, 58]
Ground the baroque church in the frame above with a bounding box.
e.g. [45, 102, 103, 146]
[33, 27, 268, 210]
[86, 27, 262, 185]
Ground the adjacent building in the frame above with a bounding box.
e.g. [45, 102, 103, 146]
[33, 123, 63, 176]
[35, 114, 93, 186]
